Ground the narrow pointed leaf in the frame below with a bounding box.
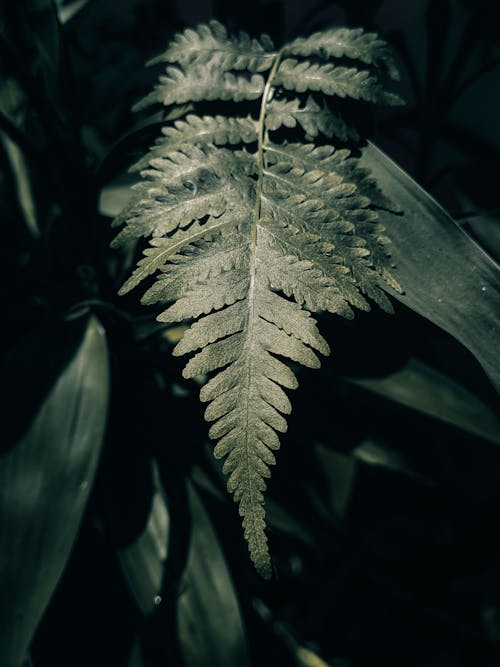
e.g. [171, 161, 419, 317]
[361, 142, 500, 391]
[178, 483, 251, 667]
[118, 464, 169, 616]
[0, 315, 109, 667]
[342, 357, 500, 444]
[149, 20, 276, 73]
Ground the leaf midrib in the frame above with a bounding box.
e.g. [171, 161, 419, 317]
[239, 48, 284, 572]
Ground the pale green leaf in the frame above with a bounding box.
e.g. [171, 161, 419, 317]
[149, 19, 276, 73]
[134, 64, 265, 110]
[113, 21, 402, 576]
[286, 27, 399, 80]
[266, 95, 359, 141]
[132, 114, 258, 171]
[275, 59, 403, 104]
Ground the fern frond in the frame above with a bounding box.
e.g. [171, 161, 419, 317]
[113, 21, 403, 577]
[275, 59, 403, 104]
[142, 235, 248, 307]
[112, 145, 255, 247]
[132, 114, 258, 170]
[266, 95, 359, 141]
[265, 142, 401, 212]
[134, 64, 265, 110]
[286, 27, 399, 80]
[149, 20, 276, 73]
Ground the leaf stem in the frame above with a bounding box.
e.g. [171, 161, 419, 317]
[241, 48, 284, 577]
[252, 49, 284, 243]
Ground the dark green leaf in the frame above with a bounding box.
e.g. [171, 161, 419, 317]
[56, 0, 89, 25]
[2, 1, 62, 97]
[361, 142, 500, 392]
[128, 639, 147, 667]
[178, 483, 251, 667]
[0, 315, 109, 667]
[118, 463, 168, 616]
[342, 357, 500, 445]
[460, 212, 500, 264]
[118, 476, 250, 667]
[0, 314, 97, 453]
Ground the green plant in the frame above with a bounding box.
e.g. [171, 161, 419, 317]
[1, 3, 500, 666]
[112, 21, 404, 577]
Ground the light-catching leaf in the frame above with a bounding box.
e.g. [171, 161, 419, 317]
[343, 357, 500, 445]
[0, 315, 109, 667]
[113, 21, 402, 576]
[118, 463, 169, 616]
[178, 483, 251, 667]
[117, 472, 250, 667]
[286, 26, 400, 80]
[361, 142, 500, 392]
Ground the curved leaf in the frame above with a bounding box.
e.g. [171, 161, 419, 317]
[178, 483, 251, 667]
[286, 26, 399, 80]
[0, 315, 96, 453]
[0, 315, 109, 667]
[341, 357, 500, 444]
[361, 142, 500, 392]
[56, 0, 89, 25]
[148, 20, 276, 72]
[461, 212, 500, 263]
[113, 22, 401, 576]
[118, 476, 251, 667]
[118, 463, 169, 616]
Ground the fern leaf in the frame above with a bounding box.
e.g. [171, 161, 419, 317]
[286, 27, 399, 80]
[265, 141, 401, 212]
[112, 145, 255, 246]
[113, 21, 402, 577]
[266, 95, 359, 141]
[149, 20, 276, 73]
[134, 64, 265, 110]
[142, 235, 248, 307]
[275, 59, 403, 104]
[132, 114, 258, 170]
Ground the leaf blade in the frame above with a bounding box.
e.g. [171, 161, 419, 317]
[0, 315, 110, 667]
[361, 142, 500, 391]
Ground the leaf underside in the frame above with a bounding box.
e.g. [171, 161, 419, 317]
[112, 20, 402, 578]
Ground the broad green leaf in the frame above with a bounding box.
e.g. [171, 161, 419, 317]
[178, 483, 251, 667]
[118, 463, 168, 616]
[0, 78, 39, 237]
[352, 438, 425, 479]
[460, 212, 500, 263]
[0, 315, 94, 453]
[342, 357, 500, 445]
[118, 476, 251, 667]
[313, 443, 357, 518]
[2, 1, 61, 99]
[128, 640, 147, 667]
[361, 142, 500, 392]
[0, 315, 109, 667]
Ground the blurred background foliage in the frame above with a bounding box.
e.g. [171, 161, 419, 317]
[0, 1, 499, 666]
